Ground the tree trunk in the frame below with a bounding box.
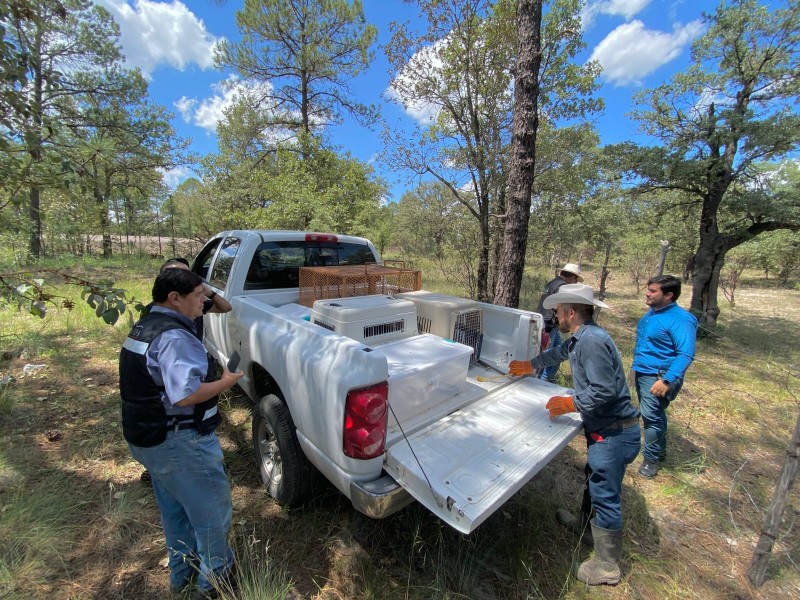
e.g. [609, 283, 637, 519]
[476, 207, 491, 302]
[690, 237, 727, 329]
[28, 43, 44, 261]
[655, 240, 670, 276]
[489, 186, 507, 297]
[694, 231, 731, 326]
[690, 188, 728, 328]
[683, 255, 694, 283]
[598, 242, 612, 300]
[747, 415, 800, 587]
[97, 194, 113, 259]
[28, 187, 42, 260]
[494, 0, 542, 308]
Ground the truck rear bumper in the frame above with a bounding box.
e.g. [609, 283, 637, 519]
[350, 474, 415, 519]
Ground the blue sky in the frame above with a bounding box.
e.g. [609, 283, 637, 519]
[96, 0, 731, 200]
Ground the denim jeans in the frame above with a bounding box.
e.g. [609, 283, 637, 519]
[585, 423, 641, 531]
[129, 428, 234, 592]
[539, 328, 562, 382]
[635, 373, 683, 463]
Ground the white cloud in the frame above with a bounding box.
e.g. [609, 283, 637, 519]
[581, 0, 652, 29]
[175, 76, 275, 135]
[589, 19, 704, 86]
[385, 40, 447, 125]
[175, 76, 240, 133]
[97, 0, 222, 78]
[385, 86, 441, 125]
[160, 165, 194, 189]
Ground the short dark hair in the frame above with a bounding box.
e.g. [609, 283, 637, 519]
[160, 257, 190, 273]
[647, 275, 682, 301]
[152, 268, 203, 302]
[566, 303, 594, 320]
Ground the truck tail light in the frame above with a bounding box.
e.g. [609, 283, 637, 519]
[305, 233, 338, 243]
[343, 382, 388, 459]
[541, 329, 550, 350]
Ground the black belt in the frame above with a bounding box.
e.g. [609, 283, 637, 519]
[604, 416, 639, 430]
[166, 420, 196, 431]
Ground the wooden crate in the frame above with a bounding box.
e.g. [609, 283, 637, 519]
[298, 265, 422, 307]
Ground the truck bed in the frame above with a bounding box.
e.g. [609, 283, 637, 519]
[260, 297, 582, 534]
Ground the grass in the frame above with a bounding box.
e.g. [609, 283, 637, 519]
[0, 257, 798, 598]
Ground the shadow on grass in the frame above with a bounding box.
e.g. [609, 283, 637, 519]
[719, 313, 800, 358]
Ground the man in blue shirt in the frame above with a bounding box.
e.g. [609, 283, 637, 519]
[632, 275, 698, 479]
[509, 284, 640, 586]
[120, 269, 243, 597]
[138, 259, 233, 487]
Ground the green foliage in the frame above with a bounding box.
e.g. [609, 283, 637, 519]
[70, 66, 188, 257]
[393, 182, 483, 297]
[618, 231, 662, 291]
[0, 267, 143, 325]
[200, 126, 384, 236]
[383, 0, 521, 301]
[1, 0, 125, 192]
[729, 230, 800, 284]
[611, 0, 800, 326]
[167, 177, 218, 244]
[215, 0, 377, 134]
[383, 0, 602, 301]
[0, 0, 186, 260]
[527, 123, 604, 268]
[394, 182, 454, 260]
[364, 203, 396, 256]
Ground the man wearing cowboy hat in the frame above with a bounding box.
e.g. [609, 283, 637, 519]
[535, 263, 583, 382]
[509, 284, 640, 586]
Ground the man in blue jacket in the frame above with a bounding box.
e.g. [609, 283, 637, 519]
[632, 275, 698, 479]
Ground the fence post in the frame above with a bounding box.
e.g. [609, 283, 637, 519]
[746, 414, 800, 587]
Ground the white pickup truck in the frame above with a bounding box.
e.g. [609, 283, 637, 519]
[193, 230, 581, 534]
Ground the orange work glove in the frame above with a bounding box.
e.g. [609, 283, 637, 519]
[508, 360, 534, 376]
[546, 395, 576, 418]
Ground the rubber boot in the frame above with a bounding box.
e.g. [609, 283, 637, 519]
[555, 509, 593, 546]
[576, 520, 622, 586]
[556, 489, 593, 547]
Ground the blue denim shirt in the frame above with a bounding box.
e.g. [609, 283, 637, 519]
[530, 320, 638, 432]
[631, 302, 697, 382]
[145, 306, 208, 418]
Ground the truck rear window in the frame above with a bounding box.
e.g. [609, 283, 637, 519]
[244, 240, 376, 290]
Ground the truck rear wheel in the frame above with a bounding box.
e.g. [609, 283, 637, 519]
[252, 394, 313, 507]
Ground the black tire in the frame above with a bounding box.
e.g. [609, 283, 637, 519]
[252, 394, 313, 507]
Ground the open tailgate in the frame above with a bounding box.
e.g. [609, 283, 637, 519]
[383, 377, 582, 534]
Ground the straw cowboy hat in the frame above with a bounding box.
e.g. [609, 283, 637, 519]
[542, 283, 609, 309]
[559, 263, 584, 282]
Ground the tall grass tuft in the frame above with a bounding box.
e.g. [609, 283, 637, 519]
[0, 471, 86, 597]
[208, 529, 294, 599]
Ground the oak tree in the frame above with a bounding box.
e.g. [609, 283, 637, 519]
[615, 0, 800, 328]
